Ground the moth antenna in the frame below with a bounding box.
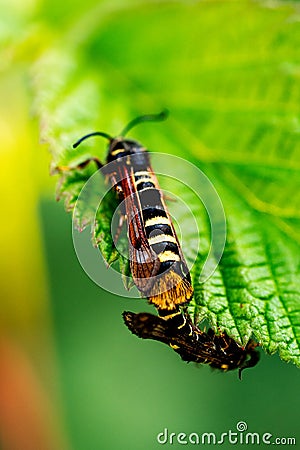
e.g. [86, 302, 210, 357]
[73, 131, 112, 149]
[120, 109, 169, 137]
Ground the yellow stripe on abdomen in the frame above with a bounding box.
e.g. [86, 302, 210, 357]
[148, 234, 177, 246]
[158, 251, 180, 263]
[145, 217, 170, 227]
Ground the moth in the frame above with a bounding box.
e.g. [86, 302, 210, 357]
[70, 111, 193, 310]
[123, 309, 260, 378]
[58, 111, 259, 376]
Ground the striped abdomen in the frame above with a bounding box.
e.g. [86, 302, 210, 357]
[135, 171, 184, 273]
[134, 168, 193, 309]
[107, 139, 193, 310]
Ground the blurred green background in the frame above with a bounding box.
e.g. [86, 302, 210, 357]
[1, 0, 300, 449]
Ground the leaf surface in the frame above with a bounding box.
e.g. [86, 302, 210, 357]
[32, 0, 300, 366]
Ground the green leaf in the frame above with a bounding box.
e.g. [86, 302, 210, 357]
[93, 188, 132, 280]
[191, 165, 300, 364]
[93, 188, 120, 266]
[33, 0, 300, 367]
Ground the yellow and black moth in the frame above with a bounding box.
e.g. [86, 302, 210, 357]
[72, 111, 193, 311]
[123, 309, 259, 378]
[60, 111, 259, 375]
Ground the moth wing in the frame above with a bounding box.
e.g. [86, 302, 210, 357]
[120, 166, 192, 307]
[123, 311, 170, 343]
[120, 168, 161, 294]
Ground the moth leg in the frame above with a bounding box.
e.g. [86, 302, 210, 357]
[53, 157, 103, 173]
[110, 173, 124, 197]
[113, 212, 126, 246]
[108, 172, 126, 246]
[188, 305, 202, 327]
[163, 194, 176, 202]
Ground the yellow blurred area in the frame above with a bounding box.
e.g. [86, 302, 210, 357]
[0, 72, 51, 332]
[0, 65, 68, 448]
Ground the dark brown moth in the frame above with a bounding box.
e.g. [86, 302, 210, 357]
[71, 111, 193, 310]
[123, 309, 260, 378]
